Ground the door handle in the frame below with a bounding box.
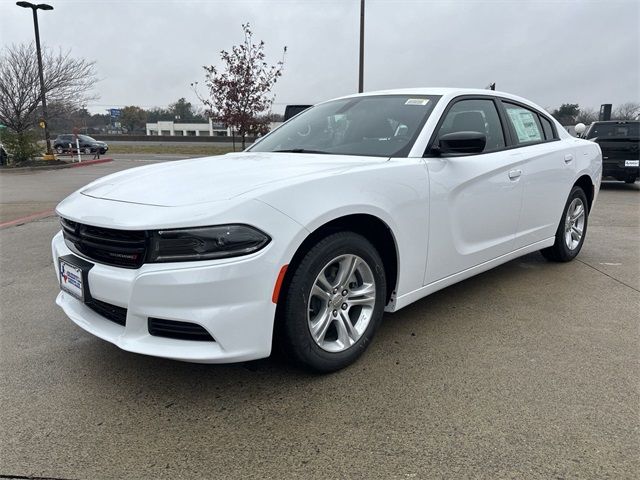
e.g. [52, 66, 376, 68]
[508, 169, 522, 180]
[564, 154, 574, 163]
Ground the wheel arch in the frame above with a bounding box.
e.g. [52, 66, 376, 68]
[574, 174, 595, 212]
[276, 213, 400, 307]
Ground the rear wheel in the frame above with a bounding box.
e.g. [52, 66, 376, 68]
[541, 186, 589, 262]
[278, 232, 386, 372]
[55, 146, 63, 154]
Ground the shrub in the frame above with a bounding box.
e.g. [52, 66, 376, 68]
[0, 129, 42, 164]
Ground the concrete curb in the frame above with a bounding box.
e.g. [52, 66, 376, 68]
[0, 209, 56, 229]
[0, 157, 113, 172]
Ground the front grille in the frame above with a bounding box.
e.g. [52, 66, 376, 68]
[61, 218, 147, 268]
[87, 299, 127, 326]
[148, 318, 215, 342]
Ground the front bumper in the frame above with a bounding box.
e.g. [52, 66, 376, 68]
[52, 231, 278, 363]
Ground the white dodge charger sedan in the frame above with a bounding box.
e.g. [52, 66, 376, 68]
[52, 88, 602, 372]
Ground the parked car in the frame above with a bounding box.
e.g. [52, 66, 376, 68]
[52, 88, 602, 372]
[581, 121, 639, 183]
[53, 134, 108, 155]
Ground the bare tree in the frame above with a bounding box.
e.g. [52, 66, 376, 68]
[196, 23, 286, 149]
[0, 43, 98, 134]
[576, 107, 598, 125]
[613, 102, 640, 120]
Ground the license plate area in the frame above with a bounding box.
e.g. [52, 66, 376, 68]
[625, 160, 639, 167]
[58, 254, 94, 302]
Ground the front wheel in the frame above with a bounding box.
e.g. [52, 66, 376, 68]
[277, 232, 387, 372]
[541, 185, 589, 262]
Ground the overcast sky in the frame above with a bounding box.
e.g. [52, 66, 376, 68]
[1, 0, 638, 114]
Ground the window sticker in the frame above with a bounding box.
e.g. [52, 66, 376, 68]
[507, 108, 542, 143]
[405, 98, 430, 106]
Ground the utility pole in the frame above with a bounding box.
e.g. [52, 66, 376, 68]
[16, 1, 55, 160]
[358, 0, 365, 93]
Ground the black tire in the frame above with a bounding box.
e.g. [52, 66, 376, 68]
[277, 231, 387, 373]
[55, 146, 63, 154]
[541, 185, 589, 262]
[624, 177, 637, 184]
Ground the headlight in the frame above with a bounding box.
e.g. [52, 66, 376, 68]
[147, 224, 270, 262]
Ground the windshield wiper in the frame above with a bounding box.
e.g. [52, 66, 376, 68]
[272, 148, 330, 154]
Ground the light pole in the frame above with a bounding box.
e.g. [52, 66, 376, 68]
[16, 1, 55, 160]
[358, 0, 365, 93]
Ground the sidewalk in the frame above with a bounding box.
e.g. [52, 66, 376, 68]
[0, 157, 145, 226]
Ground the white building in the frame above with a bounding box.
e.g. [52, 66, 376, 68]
[146, 120, 284, 137]
[146, 119, 230, 137]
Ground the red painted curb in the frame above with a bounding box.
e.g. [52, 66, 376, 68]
[68, 158, 113, 167]
[0, 209, 56, 229]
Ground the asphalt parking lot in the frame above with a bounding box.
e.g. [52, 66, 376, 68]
[0, 160, 638, 479]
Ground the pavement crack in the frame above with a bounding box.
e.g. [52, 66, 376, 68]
[577, 259, 640, 293]
[0, 476, 77, 480]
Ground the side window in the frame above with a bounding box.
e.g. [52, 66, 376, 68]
[503, 103, 544, 144]
[436, 99, 505, 152]
[540, 115, 556, 140]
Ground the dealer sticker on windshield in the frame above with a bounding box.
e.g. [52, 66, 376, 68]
[625, 160, 639, 167]
[405, 98, 430, 106]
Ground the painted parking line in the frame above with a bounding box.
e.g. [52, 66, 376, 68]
[0, 209, 56, 229]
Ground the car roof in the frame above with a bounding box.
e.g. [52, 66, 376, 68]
[331, 87, 548, 113]
[325, 87, 572, 140]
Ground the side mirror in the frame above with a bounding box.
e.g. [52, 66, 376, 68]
[436, 131, 486, 155]
[574, 123, 586, 137]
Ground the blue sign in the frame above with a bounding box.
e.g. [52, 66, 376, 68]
[109, 108, 121, 118]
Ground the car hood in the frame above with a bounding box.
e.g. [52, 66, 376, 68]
[80, 152, 386, 207]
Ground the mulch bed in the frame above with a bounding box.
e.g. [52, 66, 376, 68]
[0, 159, 68, 168]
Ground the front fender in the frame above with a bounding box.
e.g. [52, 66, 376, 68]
[258, 159, 430, 298]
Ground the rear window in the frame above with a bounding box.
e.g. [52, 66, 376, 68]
[586, 123, 639, 139]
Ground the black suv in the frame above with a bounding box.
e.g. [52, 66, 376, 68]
[583, 121, 639, 183]
[53, 134, 109, 155]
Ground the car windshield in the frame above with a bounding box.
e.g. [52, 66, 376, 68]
[249, 94, 440, 157]
[78, 135, 97, 142]
[586, 122, 639, 139]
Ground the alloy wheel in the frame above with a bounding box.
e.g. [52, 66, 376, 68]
[564, 198, 585, 250]
[307, 254, 376, 353]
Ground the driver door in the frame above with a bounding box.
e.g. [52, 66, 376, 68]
[423, 97, 524, 285]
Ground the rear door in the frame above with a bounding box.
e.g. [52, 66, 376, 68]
[424, 96, 524, 285]
[500, 101, 575, 248]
